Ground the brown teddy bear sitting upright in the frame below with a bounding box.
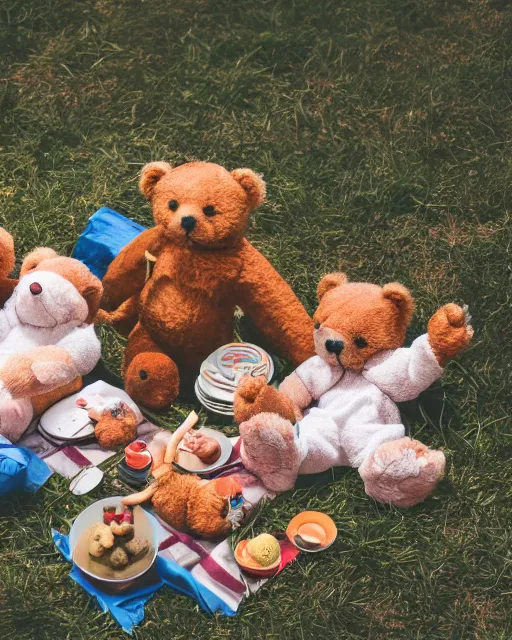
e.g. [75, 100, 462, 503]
[100, 161, 315, 410]
[234, 273, 473, 507]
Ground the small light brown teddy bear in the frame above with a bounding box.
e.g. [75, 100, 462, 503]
[122, 414, 243, 539]
[234, 272, 473, 508]
[99, 161, 315, 410]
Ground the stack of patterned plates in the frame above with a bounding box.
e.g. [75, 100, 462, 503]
[195, 343, 274, 416]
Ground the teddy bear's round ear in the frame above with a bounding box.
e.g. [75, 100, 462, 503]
[382, 282, 414, 327]
[140, 162, 172, 200]
[20, 247, 58, 277]
[317, 272, 348, 301]
[231, 169, 266, 211]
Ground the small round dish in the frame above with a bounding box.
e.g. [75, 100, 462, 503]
[234, 536, 281, 578]
[286, 511, 337, 553]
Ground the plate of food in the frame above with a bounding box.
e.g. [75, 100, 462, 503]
[174, 426, 233, 474]
[69, 497, 158, 590]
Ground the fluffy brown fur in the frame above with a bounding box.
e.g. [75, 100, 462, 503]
[234, 374, 298, 425]
[0, 227, 18, 307]
[152, 471, 231, 539]
[94, 404, 139, 449]
[100, 161, 315, 410]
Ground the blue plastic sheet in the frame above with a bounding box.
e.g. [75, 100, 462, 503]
[72, 207, 146, 280]
[0, 435, 52, 495]
[52, 527, 235, 634]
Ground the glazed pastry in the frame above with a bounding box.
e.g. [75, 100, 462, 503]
[184, 431, 221, 465]
[88, 523, 114, 557]
[109, 546, 129, 569]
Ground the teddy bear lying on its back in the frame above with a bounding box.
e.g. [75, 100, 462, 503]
[234, 272, 473, 508]
[0, 248, 103, 442]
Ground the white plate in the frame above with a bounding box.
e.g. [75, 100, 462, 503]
[69, 498, 158, 585]
[196, 378, 233, 407]
[200, 343, 273, 388]
[39, 381, 142, 443]
[194, 380, 235, 415]
[69, 466, 104, 495]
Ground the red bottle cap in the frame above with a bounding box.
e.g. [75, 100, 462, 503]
[125, 440, 152, 469]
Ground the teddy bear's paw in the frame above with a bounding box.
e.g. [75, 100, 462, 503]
[359, 437, 446, 508]
[234, 375, 296, 424]
[31, 360, 77, 386]
[125, 352, 179, 410]
[240, 412, 301, 492]
[235, 374, 267, 403]
[427, 303, 473, 365]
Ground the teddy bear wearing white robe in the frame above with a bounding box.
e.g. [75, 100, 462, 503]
[234, 272, 473, 507]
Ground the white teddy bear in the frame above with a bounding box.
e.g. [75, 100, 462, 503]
[0, 248, 103, 442]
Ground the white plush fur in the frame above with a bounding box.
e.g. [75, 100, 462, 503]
[292, 334, 444, 473]
[0, 270, 101, 441]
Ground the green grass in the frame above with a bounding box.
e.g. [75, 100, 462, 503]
[1, 0, 511, 638]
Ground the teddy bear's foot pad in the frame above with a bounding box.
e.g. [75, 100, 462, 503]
[240, 412, 302, 493]
[125, 352, 180, 410]
[358, 436, 446, 508]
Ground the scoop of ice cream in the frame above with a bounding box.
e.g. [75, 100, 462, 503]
[246, 534, 281, 567]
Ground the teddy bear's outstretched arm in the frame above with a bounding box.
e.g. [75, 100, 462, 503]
[236, 240, 315, 367]
[101, 226, 164, 312]
[362, 334, 445, 402]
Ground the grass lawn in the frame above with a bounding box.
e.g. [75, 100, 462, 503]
[1, 0, 511, 638]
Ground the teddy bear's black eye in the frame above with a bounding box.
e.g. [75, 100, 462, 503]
[168, 200, 179, 211]
[203, 205, 216, 217]
[314, 322, 320, 329]
[354, 337, 368, 348]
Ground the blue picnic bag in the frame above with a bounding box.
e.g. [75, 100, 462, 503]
[72, 207, 146, 279]
[0, 435, 52, 495]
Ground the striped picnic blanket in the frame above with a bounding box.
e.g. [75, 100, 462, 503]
[22, 401, 300, 624]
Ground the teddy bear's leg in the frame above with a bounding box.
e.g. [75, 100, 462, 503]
[428, 303, 473, 366]
[239, 412, 304, 492]
[358, 437, 446, 508]
[234, 375, 298, 424]
[123, 322, 180, 410]
[0, 347, 78, 400]
[0, 388, 33, 442]
[31, 377, 83, 417]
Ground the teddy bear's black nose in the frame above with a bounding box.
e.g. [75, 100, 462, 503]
[29, 282, 43, 295]
[325, 339, 344, 354]
[181, 216, 196, 233]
